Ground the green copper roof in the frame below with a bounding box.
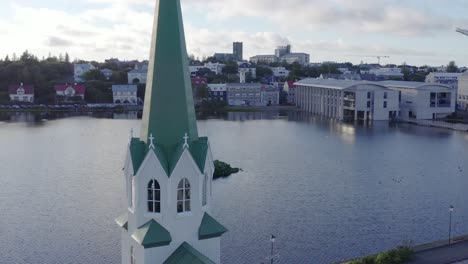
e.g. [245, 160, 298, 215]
[132, 219, 172, 249]
[140, 0, 198, 158]
[164, 242, 216, 264]
[115, 213, 128, 231]
[129, 137, 209, 176]
[198, 213, 228, 240]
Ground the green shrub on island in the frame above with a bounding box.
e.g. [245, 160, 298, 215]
[345, 246, 413, 264]
[213, 160, 240, 179]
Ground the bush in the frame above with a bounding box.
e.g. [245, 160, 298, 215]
[344, 246, 413, 264]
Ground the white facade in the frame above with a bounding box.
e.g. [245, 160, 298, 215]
[261, 89, 280, 106]
[238, 66, 257, 78]
[227, 83, 262, 106]
[280, 53, 310, 65]
[112, 85, 138, 104]
[9, 85, 34, 103]
[458, 71, 468, 110]
[204, 62, 225, 75]
[128, 70, 148, 84]
[74, 63, 96, 82]
[122, 143, 221, 263]
[101, 69, 113, 80]
[250, 55, 279, 64]
[381, 81, 456, 119]
[272, 67, 291, 78]
[425, 72, 461, 90]
[368, 68, 404, 79]
[295, 79, 399, 121]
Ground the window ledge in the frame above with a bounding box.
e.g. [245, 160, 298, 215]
[176, 212, 193, 218]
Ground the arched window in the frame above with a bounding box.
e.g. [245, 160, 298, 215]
[147, 180, 161, 213]
[202, 174, 208, 206]
[177, 178, 191, 213]
[130, 246, 136, 264]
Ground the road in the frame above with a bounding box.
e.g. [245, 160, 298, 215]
[408, 240, 468, 264]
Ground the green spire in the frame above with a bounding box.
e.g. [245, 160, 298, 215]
[140, 0, 198, 156]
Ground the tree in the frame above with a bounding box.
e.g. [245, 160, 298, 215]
[447, 61, 458, 73]
[64, 53, 70, 63]
[222, 63, 238, 74]
[81, 69, 106, 81]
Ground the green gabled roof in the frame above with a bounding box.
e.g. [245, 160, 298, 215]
[140, 0, 198, 158]
[198, 213, 228, 240]
[164, 242, 216, 264]
[131, 219, 172, 249]
[115, 213, 128, 231]
[129, 137, 209, 177]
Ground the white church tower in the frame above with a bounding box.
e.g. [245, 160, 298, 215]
[116, 0, 228, 263]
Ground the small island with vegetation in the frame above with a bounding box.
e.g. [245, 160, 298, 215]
[213, 160, 240, 179]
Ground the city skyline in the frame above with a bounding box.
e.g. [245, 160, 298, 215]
[0, 0, 467, 66]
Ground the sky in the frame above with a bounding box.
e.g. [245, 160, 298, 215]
[0, 0, 467, 66]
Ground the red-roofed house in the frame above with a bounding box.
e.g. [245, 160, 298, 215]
[9, 83, 34, 103]
[54, 84, 86, 102]
[191, 77, 207, 87]
[283, 80, 296, 104]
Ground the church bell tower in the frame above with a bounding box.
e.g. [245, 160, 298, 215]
[116, 0, 227, 263]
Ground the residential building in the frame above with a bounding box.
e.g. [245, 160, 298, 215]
[214, 53, 236, 62]
[425, 72, 462, 90]
[368, 68, 404, 80]
[55, 84, 86, 101]
[191, 77, 207, 87]
[458, 71, 468, 110]
[227, 83, 262, 106]
[189, 65, 204, 76]
[295, 79, 399, 121]
[320, 74, 362, 81]
[74, 63, 96, 82]
[207, 83, 227, 102]
[101, 69, 113, 80]
[272, 67, 291, 78]
[8, 83, 34, 103]
[280, 53, 310, 65]
[283, 80, 296, 104]
[275, 45, 291, 58]
[118, 0, 227, 263]
[380, 80, 456, 119]
[261, 85, 280, 106]
[204, 62, 225, 75]
[128, 66, 148, 84]
[112, 85, 138, 104]
[238, 63, 257, 82]
[338, 68, 352, 74]
[250, 55, 279, 64]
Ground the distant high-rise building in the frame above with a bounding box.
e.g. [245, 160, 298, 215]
[233, 42, 243, 61]
[275, 45, 291, 58]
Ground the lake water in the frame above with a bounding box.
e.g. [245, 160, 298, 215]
[0, 112, 467, 264]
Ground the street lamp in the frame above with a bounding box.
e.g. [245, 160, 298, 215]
[449, 205, 454, 245]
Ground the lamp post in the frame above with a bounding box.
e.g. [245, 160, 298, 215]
[270, 235, 275, 264]
[449, 205, 454, 245]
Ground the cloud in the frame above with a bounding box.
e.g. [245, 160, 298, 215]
[46, 36, 73, 47]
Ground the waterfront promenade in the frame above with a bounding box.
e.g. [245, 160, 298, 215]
[401, 118, 468, 132]
[408, 236, 468, 264]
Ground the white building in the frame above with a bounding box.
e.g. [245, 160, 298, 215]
[280, 53, 310, 65]
[425, 72, 461, 90]
[8, 83, 34, 103]
[117, 0, 227, 263]
[272, 67, 291, 78]
[250, 55, 279, 64]
[74, 63, 96, 82]
[295, 79, 399, 121]
[380, 81, 456, 119]
[101, 69, 113, 80]
[227, 83, 262, 106]
[112, 85, 138, 104]
[261, 86, 280, 106]
[203, 62, 225, 75]
[368, 68, 404, 79]
[128, 69, 148, 84]
[458, 71, 468, 110]
[189, 65, 203, 76]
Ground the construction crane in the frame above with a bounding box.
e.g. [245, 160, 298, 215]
[456, 28, 468, 36]
[347, 55, 390, 65]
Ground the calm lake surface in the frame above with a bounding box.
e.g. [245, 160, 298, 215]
[0, 112, 467, 264]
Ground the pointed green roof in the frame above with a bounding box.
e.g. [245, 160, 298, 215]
[140, 0, 198, 158]
[132, 219, 172, 249]
[164, 242, 216, 264]
[129, 137, 209, 177]
[115, 213, 128, 231]
[198, 213, 228, 240]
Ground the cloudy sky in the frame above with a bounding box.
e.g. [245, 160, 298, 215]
[0, 0, 467, 66]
